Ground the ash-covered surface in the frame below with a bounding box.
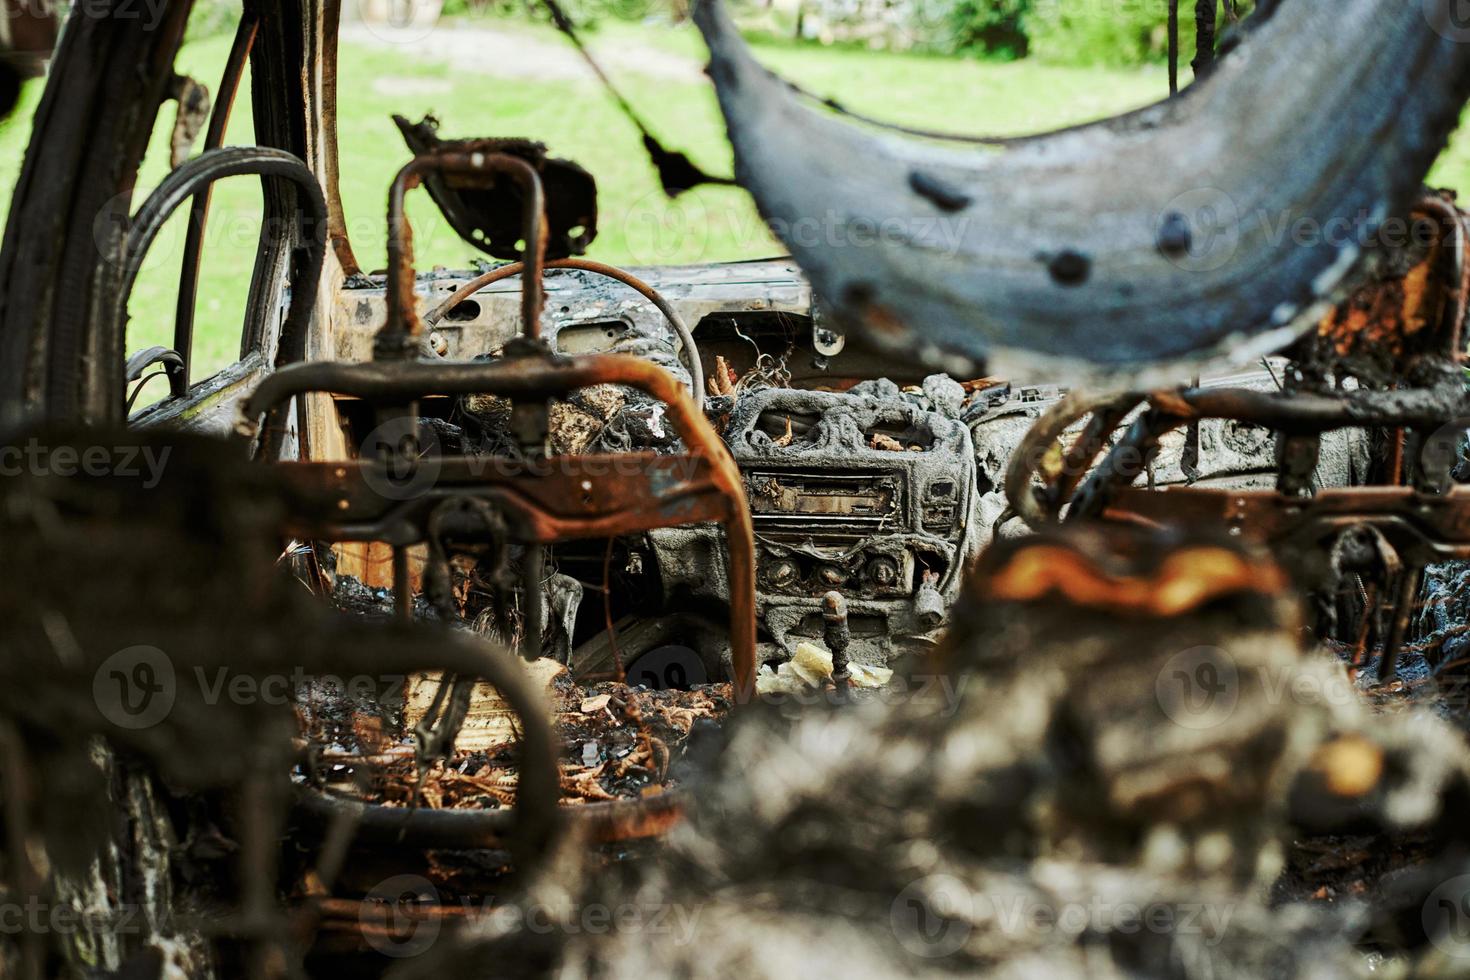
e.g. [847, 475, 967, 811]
[456, 380, 685, 460]
[1415, 561, 1470, 675]
[329, 573, 441, 624]
[659, 375, 986, 668]
[303, 667, 732, 809]
[380, 530, 1470, 980]
[11, 427, 1470, 979]
[969, 370, 1373, 543]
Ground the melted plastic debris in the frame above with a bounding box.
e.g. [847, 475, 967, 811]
[755, 640, 894, 695]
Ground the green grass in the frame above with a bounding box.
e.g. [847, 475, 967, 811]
[1, 17, 1468, 386]
[0, 32, 267, 380]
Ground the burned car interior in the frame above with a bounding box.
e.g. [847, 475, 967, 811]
[11, 1, 1470, 977]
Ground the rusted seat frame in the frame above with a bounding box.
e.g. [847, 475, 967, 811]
[242, 149, 757, 701]
[1003, 201, 1470, 681]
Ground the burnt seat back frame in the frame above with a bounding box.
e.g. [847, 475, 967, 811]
[241, 148, 756, 701]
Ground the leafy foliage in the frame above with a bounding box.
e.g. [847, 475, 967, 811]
[434, 0, 1252, 66]
[1025, 0, 1256, 67]
[945, 0, 1031, 59]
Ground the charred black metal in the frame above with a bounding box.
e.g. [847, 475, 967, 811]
[696, 0, 1470, 376]
[174, 12, 259, 385]
[120, 146, 328, 387]
[0, 0, 194, 424]
[822, 591, 850, 693]
[13, 7, 1470, 978]
[908, 170, 972, 213]
[540, 0, 735, 196]
[1192, 0, 1218, 78]
[394, 115, 599, 261]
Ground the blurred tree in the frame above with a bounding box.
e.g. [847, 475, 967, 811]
[947, 0, 1030, 59]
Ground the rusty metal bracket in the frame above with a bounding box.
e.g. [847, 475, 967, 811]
[1106, 484, 1470, 680]
[422, 257, 707, 405]
[377, 150, 549, 359]
[394, 116, 599, 261]
[1108, 485, 1470, 563]
[242, 356, 757, 701]
[1060, 366, 1470, 523]
[245, 146, 756, 698]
